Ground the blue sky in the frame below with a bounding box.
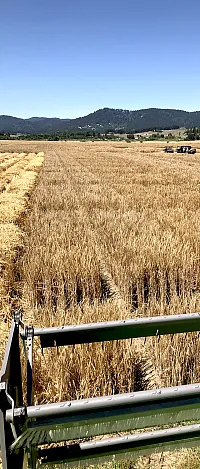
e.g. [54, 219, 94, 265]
[1, 0, 200, 118]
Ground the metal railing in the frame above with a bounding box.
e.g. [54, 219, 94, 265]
[1, 311, 200, 468]
[22, 312, 200, 347]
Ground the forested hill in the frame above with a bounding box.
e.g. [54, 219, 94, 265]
[1, 108, 200, 134]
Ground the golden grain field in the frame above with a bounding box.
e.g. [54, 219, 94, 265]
[1, 139, 200, 468]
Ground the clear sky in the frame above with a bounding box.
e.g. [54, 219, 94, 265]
[1, 0, 200, 118]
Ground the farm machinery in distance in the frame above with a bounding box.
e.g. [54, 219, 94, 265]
[164, 145, 196, 154]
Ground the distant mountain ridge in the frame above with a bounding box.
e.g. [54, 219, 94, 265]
[1, 108, 200, 134]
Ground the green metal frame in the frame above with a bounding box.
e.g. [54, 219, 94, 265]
[38, 423, 200, 468]
[1, 311, 200, 468]
[0, 314, 25, 469]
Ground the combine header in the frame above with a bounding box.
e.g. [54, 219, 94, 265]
[1, 312, 200, 468]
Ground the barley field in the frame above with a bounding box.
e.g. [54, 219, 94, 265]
[1, 139, 200, 468]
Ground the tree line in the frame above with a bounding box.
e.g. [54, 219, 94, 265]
[1, 127, 200, 141]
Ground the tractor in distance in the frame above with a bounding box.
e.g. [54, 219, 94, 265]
[176, 145, 196, 154]
[163, 146, 174, 153]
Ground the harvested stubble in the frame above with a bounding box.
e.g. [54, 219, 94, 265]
[0, 151, 44, 367]
[2, 140, 200, 468]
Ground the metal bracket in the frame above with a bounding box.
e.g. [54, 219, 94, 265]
[13, 406, 26, 419]
[0, 380, 18, 441]
[14, 311, 24, 328]
[0, 382, 6, 391]
[26, 333, 33, 406]
[23, 326, 34, 340]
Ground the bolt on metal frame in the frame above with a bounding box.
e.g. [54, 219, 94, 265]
[1, 311, 200, 468]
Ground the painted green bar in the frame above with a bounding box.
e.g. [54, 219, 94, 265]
[25, 403, 200, 445]
[39, 424, 200, 468]
[31, 313, 200, 348]
[9, 382, 200, 447]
